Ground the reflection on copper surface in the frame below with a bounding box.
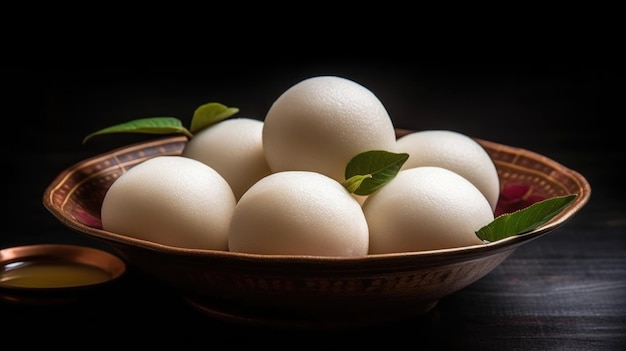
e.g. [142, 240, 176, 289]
[0, 244, 125, 304]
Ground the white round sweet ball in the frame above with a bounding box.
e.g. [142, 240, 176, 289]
[228, 170, 369, 256]
[262, 76, 397, 183]
[396, 130, 500, 211]
[101, 155, 237, 250]
[363, 166, 493, 254]
[182, 118, 272, 201]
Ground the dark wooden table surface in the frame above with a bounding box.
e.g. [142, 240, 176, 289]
[2, 64, 623, 349]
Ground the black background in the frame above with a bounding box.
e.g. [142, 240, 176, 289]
[2, 62, 623, 349]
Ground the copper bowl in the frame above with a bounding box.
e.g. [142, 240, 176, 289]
[42, 130, 591, 328]
[0, 244, 126, 304]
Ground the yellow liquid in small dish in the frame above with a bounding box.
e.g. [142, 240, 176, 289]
[0, 260, 112, 288]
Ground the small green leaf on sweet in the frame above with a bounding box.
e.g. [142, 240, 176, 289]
[476, 194, 577, 243]
[82, 117, 192, 144]
[189, 102, 240, 134]
[343, 150, 409, 196]
[343, 174, 373, 194]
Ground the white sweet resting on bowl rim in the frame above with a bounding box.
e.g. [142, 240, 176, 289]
[364, 166, 494, 254]
[100, 155, 237, 251]
[228, 170, 370, 256]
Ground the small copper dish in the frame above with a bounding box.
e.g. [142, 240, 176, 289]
[0, 244, 126, 304]
[42, 130, 591, 328]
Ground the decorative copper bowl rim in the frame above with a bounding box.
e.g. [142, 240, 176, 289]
[42, 131, 592, 266]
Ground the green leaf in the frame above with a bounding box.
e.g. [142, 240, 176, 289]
[343, 174, 373, 194]
[476, 194, 577, 242]
[342, 150, 409, 196]
[189, 102, 239, 133]
[82, 117, 192, 144]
